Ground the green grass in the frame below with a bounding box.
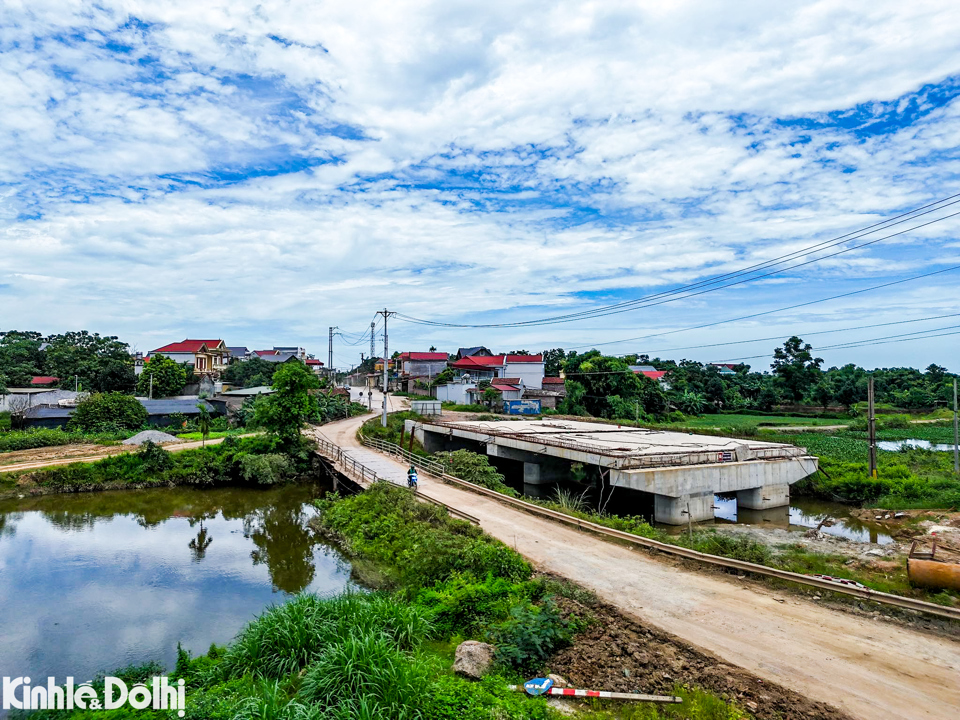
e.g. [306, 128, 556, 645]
[176, 429, 250, 441]
[661, 413, 846, 428]
[0, 411, 10, 431]
[0, 427, 127, 453]
[440, 402, 490, 413]
[357, 411, 430, 456]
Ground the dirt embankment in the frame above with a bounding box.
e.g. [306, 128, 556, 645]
[852, 508, 960, 563]
[544, 578, 851, 720]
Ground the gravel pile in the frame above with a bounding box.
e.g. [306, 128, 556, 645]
[122, 430, 183, 446]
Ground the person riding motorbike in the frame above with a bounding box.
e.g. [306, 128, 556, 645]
[406, 464, 418, 490]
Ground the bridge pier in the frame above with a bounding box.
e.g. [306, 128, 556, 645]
[654, 491, 715, 525]
[736, 483, 790, 510]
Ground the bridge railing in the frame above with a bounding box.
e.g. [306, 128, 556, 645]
[359, 435, 446, 476]
[315, 436, 380, 485]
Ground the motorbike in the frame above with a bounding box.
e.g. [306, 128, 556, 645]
[407, 472, 419, 490]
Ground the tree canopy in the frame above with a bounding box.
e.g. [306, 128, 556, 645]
[254, 361, 320, 444]
[136, 354, 188, 398]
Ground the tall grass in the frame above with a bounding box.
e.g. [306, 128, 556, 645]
[219, 592, 431, 680]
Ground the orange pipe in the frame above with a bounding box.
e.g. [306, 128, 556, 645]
[908, 559, 960, 592]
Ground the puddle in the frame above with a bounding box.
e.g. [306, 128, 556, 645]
[711, 495, 893, 544]
[878, 439, 956, 452]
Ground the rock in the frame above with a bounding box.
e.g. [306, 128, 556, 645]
[632, 651, 650, 665]
[746, 700, 758, 711]
[622, 667, 631, 678]
[547, 674, 568, 688]
[546, 698, 576, 716]
[453, 641, 495, 679]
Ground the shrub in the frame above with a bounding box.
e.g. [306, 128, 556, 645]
[486, 598, 572, 669]
[239, 453, 294, 485]
[67, 392, 148, 432]
[434, 450, 517, 496]
[138, 440, 173, 473]
[415, 574, 529, 637]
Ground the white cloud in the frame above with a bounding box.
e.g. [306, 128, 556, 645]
[1, 0, 959, 369]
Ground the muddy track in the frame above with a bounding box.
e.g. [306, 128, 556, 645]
[319, 398, 960, 720]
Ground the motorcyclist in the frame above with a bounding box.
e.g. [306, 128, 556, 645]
[407, 464, 418, 489]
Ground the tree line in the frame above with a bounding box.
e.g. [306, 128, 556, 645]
[537, 337, 956, 420]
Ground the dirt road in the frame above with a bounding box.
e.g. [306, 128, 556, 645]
[318, 404, 960, 720]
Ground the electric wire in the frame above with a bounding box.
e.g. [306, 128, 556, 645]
[394, 194, 960, 328]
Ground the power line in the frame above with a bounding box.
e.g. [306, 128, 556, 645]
[395, 194, 960, 329]
[559, 263, 960, 350]
[589, 311, 960, 356]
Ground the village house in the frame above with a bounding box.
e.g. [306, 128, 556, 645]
[149, 339, 228, 376]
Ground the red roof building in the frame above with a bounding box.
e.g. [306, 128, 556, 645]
[542, 376, 565, 385]
[398, 352, 447, 361]
[30, 376, 59, 386]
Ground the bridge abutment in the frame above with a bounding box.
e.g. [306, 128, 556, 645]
[736, 483, 791, 510]
[654, 491, 714, 525]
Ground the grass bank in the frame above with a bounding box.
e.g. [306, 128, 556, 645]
[0, 435, 315, 499]
[21, 482, 759, 720]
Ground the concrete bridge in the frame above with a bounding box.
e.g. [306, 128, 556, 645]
[407, 418, 817, 524]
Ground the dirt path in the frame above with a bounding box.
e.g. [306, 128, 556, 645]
[317, 405, 960, 720]
[0, 434, 257, 474]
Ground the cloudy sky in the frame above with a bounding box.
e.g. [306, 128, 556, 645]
[2, 1, 959, 371]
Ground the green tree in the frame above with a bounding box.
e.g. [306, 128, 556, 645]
[771, 336, 823, 402]
[68, 392, 148, 432]
[43, 331, 135, 393]
[254, 361, 320, 444]
[137, 354, 188, 398]
[811, 378, 835, 410]
[221, 357, 278, 388]
[0, 331, 43, 387]
[542, 348, 567, 377]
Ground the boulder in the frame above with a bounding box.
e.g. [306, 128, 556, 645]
[453, 641, 496, 679]
[547, 674, 568, 687]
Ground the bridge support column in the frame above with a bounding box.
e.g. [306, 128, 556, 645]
[736, 483, 790, 510]
[654, 491, 714, 525]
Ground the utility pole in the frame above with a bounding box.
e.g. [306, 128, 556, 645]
[867, 376, 877, 478]
[149, 373, 154, 400]
[328, 326, 337, 377]
[370, 321, 376, 363]
[376, 309, 395, 427]
[953, 377, 959, 475]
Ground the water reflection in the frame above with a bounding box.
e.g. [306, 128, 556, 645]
[0, 485, 351, 690]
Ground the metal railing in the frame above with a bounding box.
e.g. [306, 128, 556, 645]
[360, 437, 960, 622]
[315, 437, 380, 485]
[315, 435, 479, 525]
[360, 436, 446, 476]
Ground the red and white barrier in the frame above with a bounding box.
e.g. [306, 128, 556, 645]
[508, 685, 681, 703]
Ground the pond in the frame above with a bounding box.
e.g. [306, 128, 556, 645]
[0, 484, 351, 695]
[878, 438, 957, 452]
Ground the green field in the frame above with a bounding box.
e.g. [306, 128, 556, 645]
[663, 413, 846, 429]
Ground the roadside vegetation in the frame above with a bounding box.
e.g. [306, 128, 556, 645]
[21, 482, 751, 720]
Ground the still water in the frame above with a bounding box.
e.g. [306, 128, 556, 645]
[0, 485, 351, 689]
[878, 438, 956, 452]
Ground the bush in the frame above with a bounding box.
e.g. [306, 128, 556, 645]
[67, 392, 147, 432]
[239, 453, 294, 485]
[415, 574, 529, 637]
[486, 598, 572, 669]
[434, 450, 518, 496]
[138, 440, 173, 473]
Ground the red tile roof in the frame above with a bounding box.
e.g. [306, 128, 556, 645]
[491, 383, 519, 392]
[505, 354, 543, 363]
[30, 376, 59, 385]
[450, 355, 504, 368]
[637, 370, 668, 381]
[542, 377, 565, 385]
[152, 339, 225, 354]
[305, 358, 323, 365]
[400, 352, 448, 361]
[254, 350, 279, 357]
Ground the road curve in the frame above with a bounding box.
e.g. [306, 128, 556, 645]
[317, 400, 960, 720]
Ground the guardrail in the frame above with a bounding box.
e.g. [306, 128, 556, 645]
[316, 434, 479, 525]
[360, 435, 446, 476]
[315, 437, 380, 485]
[361, 436, 960, 622]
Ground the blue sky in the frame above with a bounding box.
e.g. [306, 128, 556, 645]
[1, 1, 959, 371]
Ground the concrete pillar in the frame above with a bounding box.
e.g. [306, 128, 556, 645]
[524, 462, 551, 485]
[736, 483, 790, 510]
[654, 491, 714, 525]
